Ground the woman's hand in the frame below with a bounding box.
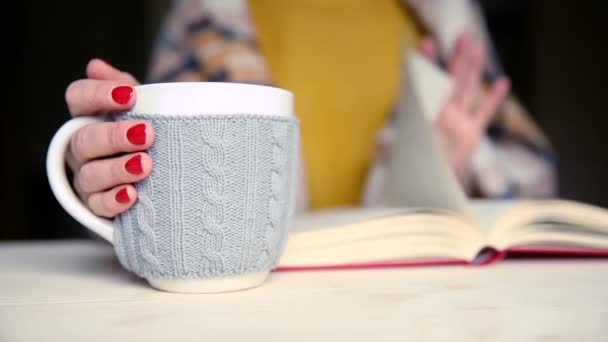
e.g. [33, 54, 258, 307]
[419, 33, 511, 182]
[65, 59, 154, 218]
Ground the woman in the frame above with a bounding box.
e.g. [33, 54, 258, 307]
[64, 0, 555, 218]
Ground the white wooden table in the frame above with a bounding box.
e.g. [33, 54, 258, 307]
[1, 240, 607, 341]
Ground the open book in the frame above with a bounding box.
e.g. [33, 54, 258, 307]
[277, 200, 608, 270]
[276, 51, 608, 270]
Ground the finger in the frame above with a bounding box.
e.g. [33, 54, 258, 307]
[87, 185, 137, 218]
[76, 152, 152, 194]
[435, 103, 483, 175]
[475, 77, 511, 128]
[448, 36, 475, 105]
[447, 32, 472, 78]
[419, 36, 437, 60]
[86, 59, 139, 85]
[461, 44, 485, 110]
[69, 120, 154, 166]
[66, 79, 136, 116]
[72, 174, 88, 205]
[437, 101, 484, 148]
[436, 102, 463, 143]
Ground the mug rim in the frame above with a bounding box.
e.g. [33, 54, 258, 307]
[132, 82, 293, 116]
[135, 82, 293, 98]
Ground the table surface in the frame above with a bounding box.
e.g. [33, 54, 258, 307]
[1, 240, 607, 342]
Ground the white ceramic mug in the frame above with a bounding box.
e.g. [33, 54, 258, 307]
[47, 82, 299, 293]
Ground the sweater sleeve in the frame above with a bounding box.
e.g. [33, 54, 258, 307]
[146, 1, 205, 83]
[146, 0, 270, 84]
[467, 96, 557, 198]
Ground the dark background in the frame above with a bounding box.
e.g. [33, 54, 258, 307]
[8, 0, 607, 240]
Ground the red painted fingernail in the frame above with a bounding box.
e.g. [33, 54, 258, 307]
[126, 124, 146, 145]
[125, 155, 143, 175]
[111, 86, 133, 105]
[115, 188, 130, 203]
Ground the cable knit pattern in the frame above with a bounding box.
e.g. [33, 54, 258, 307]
[112, 113, 299, 279]
[198, 118, 226, 275]
[257, 120, 298, 268]
[136, 175, 160, 274]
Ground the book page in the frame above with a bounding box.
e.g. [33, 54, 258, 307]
[469, 199, 522, 234]
[384, 51, 470, 215]
[282, 209, 484, 267]
[290, 207, 417, 233]
[484, 200, 608, 251]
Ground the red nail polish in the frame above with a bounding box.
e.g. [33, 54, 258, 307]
[111, 86, 133, 105]
[125, 155, 143, 175]
[115, 188, 130, 203]
[127, 124, 146, 145]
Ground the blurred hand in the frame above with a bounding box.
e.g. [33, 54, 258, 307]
[65, 59, 154, 218]
[419, 33, 510, 181]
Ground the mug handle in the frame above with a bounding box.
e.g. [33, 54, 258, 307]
[46, 116, 115, 244]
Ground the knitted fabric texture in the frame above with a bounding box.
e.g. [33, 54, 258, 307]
[113, 113, 299, 279]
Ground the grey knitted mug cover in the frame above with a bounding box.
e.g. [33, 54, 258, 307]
[112, 113, 299, 279]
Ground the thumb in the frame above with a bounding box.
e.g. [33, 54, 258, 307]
[86, 58, 139, 86]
